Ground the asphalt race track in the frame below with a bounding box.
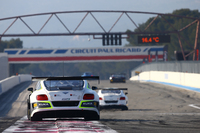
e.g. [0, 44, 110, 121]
[1, 80, 200, 132]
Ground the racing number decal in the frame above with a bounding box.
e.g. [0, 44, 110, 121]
[62, 98, 70, 101]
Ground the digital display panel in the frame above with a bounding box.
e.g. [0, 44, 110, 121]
[138, 35, 170, 44]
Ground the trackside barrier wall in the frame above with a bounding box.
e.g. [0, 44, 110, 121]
[131, 61, 200, 77]
[130, 71, 200, 89]
[0, 74, 33, 96]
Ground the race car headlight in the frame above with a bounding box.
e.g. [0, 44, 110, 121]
[82, 102, 93, 106]
[83, 94, 94, 100]
[93, 102, 97, 106]
[33, 102, 52, 109]
[120, 97, 126, 100]
[38, 102, 51, 108]
[37, 94, 48, 100]
[33, 103, 37, 108]
[80, 101, 99, 108]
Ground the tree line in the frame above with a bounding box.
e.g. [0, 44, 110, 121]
[126, 9, 200, 60]
[0, 38, 23, 52]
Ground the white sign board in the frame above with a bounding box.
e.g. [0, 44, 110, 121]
[4, 46, 165, 63]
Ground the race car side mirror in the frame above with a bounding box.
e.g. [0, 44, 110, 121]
[27, 87, 33, 93]
[125, 92, 128, 95]
[92, 86, 98, 90]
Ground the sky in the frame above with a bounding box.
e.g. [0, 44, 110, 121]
[0, 0, 200, 49]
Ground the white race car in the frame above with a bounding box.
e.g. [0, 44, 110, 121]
[98, 88, 128, 110]
[27, 76, 100, 121]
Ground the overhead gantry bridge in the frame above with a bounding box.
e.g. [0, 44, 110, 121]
[0, 10, 199, 60]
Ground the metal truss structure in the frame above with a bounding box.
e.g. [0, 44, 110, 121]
[0, 10, 199, 60]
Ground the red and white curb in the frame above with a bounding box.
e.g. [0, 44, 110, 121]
[3, 116, 117, 133]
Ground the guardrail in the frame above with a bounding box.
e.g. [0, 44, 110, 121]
[130, 71, 200, 91]
[0, 74, 33, 95]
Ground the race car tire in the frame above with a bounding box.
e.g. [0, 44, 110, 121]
[27, 99, 31, 120]
[31, 116, 42, 121]
[84, 114, 100, 121]
[121, 106, 128, 111]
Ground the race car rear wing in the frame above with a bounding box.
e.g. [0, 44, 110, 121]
[98, 88, 128, 90]
[98, 88, 128, 94]
[32, 76, 100, 83]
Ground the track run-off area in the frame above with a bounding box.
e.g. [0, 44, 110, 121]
[1, 80, 200, 132]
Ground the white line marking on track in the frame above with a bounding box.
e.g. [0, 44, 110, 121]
[3, 116, 118, 133]
[155, 113, 200, 115]
[189, 104, 200, 110]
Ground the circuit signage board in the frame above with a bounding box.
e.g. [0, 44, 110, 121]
[4, 46, 165, 63]
[138, 35, 170, 43]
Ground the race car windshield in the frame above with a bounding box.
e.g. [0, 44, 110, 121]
[101, 90, 121, 94]
[44, 80, 84, 91]
[112, 75, 125, 78]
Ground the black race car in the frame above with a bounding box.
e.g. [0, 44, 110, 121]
[109, 74, 126, 83]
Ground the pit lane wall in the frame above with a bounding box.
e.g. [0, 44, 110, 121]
[130, 71, 200, 90]
[0, 74, 33, 95]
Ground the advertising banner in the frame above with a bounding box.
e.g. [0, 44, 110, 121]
[4, 46, 165, 63]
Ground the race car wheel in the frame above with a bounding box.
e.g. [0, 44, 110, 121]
[121, 106, 128, 111]
[27, 99, 31, 120]
[31, 116, 42, 121]
[84, 114, 100, 121]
